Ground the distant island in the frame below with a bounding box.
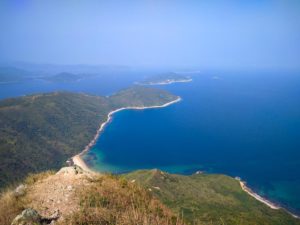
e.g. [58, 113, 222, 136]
[0, 67, 33, 83]
[140, 72, 192, 85]
[43, 72, 83, 83]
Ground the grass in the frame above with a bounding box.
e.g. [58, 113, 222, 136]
[60, 174, 184, 225]
[0, 170, 54, 225]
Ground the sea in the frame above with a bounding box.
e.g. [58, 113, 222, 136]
[1, 70, 300, 215]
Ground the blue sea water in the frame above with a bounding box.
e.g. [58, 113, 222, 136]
[84, 71, 300, 215]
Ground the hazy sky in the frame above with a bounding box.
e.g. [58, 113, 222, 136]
[0, 0, 300, 70]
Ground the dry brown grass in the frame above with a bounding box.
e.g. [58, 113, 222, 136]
[60, 175, 185, 225]
[0, 188, 26, 225]
[0, 170, 55, 225]
[24, 170, 55, 185]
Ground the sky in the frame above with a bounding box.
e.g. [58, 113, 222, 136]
[0, 0, 300, 70]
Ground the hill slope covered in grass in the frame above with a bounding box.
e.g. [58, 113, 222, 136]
[1, 167, 299, 225]
[124, 169, 300, 225]
[0, 87, 179, 188]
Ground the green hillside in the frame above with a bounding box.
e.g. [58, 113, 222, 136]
[0, 87, 178, 188]
[124, 169, 300, 225]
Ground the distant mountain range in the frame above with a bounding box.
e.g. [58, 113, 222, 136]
[0, 62, 130, 75]
[0, 62, 131, 83]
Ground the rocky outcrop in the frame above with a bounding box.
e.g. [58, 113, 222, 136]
[11, 208, 41, 225]
[11, 208, 59, 225]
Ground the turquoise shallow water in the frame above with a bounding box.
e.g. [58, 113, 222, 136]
[84, 72, 300, 215]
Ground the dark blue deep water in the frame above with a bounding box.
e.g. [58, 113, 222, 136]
[84, 72, 300, 215]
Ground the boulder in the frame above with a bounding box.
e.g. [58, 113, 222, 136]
[14, 184, 27, 197]
[56, 165, 85, 176]
[11, 209, 60, 225]
[11, 208, 41, 225]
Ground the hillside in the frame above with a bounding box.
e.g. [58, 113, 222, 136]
[109, 85, 178, 108]
[0, 166, 183, 225]
[1, 167, 299, 225]
[124, 169, 300, 225]
[0, 87, 179, 188]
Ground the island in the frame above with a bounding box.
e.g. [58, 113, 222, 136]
[43, 72, 83, 82]
[140, 72, 192, 85]
[0, 67, 33, 83]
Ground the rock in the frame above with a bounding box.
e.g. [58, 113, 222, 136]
[11, 208, 60, 225]
[56, 166, 85, 176]
[11, 208, 41, 225]
[66, 185, 73, 191]
[14, 184, 27, 197]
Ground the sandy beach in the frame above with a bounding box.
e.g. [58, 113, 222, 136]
[239, 181, 280, 209]
[71, 96, 181, 171]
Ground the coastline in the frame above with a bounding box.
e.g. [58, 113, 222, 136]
[239, 180, 299, 219]
[71, 96, 181, 171]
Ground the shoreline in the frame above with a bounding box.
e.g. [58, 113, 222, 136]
[71, 96, 181, 171]
[239, 180, 299, 219]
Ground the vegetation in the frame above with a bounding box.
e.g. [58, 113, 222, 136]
[124, 169, 300, 225]
[0, 87, 178, 188]
[61, 174, 183, 225]
[109, 85, 178, 108]
[0, 171, 55, 225]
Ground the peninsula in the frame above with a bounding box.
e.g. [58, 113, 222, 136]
[0, 86, 179, 188]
